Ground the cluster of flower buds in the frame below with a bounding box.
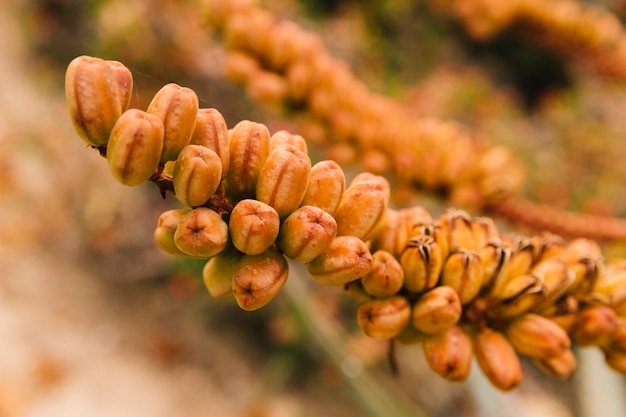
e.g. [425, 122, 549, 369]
[430, 0, 626, 79]
[203, 0, 526, 210]
[66, 55, 626, 391]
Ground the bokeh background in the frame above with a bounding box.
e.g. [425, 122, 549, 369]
[2, 0, 626, 416]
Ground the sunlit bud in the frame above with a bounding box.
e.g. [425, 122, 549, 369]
[270, 130, 308, 154]
[471, 216, 498, 250]
[256, 144, 312, 218]
[440, 209, 475, 251]
[106, 109, 164, 186]
[190, 108, 230, 178]
[571, 305, 618, 346]
[361, 250, 404, 297]
[530, 258, 575, 312]
[411, 222, 450, 262]
[301, 160, 345, 217]
[412, 286, 462, 334]
[226, 120, 270, 198]
[531, 232, 565, 263]
[172, 145, 222, 207]
[356, 296, 411, 339]
[593, 263, 626, 308]
[232, 249, 289, 311]
[563, 238, 603, 295]
[154, 209, 193, 257]
[491, 273, 544, 319]
[173, 208, 229, 258]
[202, 248, 244, 298]
[400, 236, 443, 293]
[229, 199, 280, 255]
[423, 325, 473, 382]
[147, 83, 199, 163]
[473, 327, 523, 391]
[441, 249, 484, 304]
[479, 239, 512, 294]
[503, 235, 535, 280]
[307, 236, 372, 286]
[278, 205, 337, 263]
[334, 176, 390, 241]
[534, 348, 577, 380]
[65, 55, 132, 146]
[506, 313, 570, 359]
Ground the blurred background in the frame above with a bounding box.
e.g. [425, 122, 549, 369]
[2, 0, 626, 416]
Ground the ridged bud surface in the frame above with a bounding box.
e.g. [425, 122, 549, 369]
[147, 83, 199, 163]
[173, 208, 228, 258]
[173, 144, 223, 207]
[506, 313, 571, 359]
[202, 248, 243, 298]
[256, 144, 312, 217]
[400, 236, 443, 293]
[361, 250, 404, 297]
[190, 108, 230, 178]
[441, 249, 484, 304]
[154, 209, 192, 257]
[356, 296, 411, 339]
[226, 120, 270, 197]
[534, 349, 577, 380]
[106, 109, 164, 186]
[232, 249, 289, 311]
[412, 286, 462, 334]
[229, 199, 280, 255]
[278, 205, 337, 263]
[423, 325, 473, 381]
[65, 55, 132, 146]
[307, 236, 372, 286]
[473, 327, 523, 391]
[301, 160, 345, 216]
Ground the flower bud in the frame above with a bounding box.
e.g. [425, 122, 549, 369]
[173, 208, 229, 258]
[229, 199, 280, 255]
[530, 258, 575, 312]
[65, 55, 132, 146]
[503, 236, 535, 280]
[106, 109, 164, 186]
[232, 248, 289, 311]
[491, 273, 544, 319]
[307, 236, 372, 286]
[400, 235, 443, 293]
[147, 83, 199, 163]
[270, 130, 308, 154]
[531, 232, 565, 263]
[479, 239, 512, 295]
[356, 296, 411, 339]
[441, 249, 484, 304]
[361, 250, 404, 297]
[154, 209, 194, 257]
[172, 145, 223, 207]
[202, 248, 243, 298]
[256, 144, 312, 218]
[440, 209, 475, 251]
[506, 313, 571, 359]
[190, 108, 230, 178]
[334, 177, 389, 241]
[278, 205, 337, 263]
[412, 286, 462, 334]
[473, 327, 523, 391]
[422, 325, 473, 381]
[470, 216, 498, 250]
[226, 120, 270, 198]
[571, 305, 618, 346]
[564, 238, 602, 296]
[301, 160, 346, 217]
[534, 348, 577, 380]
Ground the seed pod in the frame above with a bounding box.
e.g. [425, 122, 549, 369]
[479, 239, 512, 294]
[441, 249, 484, 304]
[226, 120, 270, 198]
[307, 236, 372, 286]
[534, 348, 577, 380]
[531, 232, 565, 263]
[471, 216, 498, 250]
[400, 236, 443, 293]
[278, 205, 337, 263]
[106, 109, 164, 186]
[190, 108, 230, 178]
[412, 286, 462, 334]
[593, 264, 626, 308]
[491, 273, 544, 319]
[232, 248, 289, 311]
[473, 327, 523, 391]
[361, 250, 404, 297]
[440, 209, 475, 251]
[530, 258, 575, 312]
[174, 208, 229, 258]
[504, 237, 535, 280]
[571, 305, 618, 346]
[270, 130, 308, 154]
[147, 83, 199, 163]
[65, 55, 132, 146]
[202, 248, 244, 298]
[256, 144, 312, 218]
[154, 209, 193, 257]
[301, 160, 345, 216]
[422, 325, 473, 382]
[564, 238, 602, 296]
[506, 313, 571, 359]
[413, 222, 450, 264]
[356, 296, 411, 339]
[172, 145, 223, 207]
[334, 177, 389, 241]
[368, 209, 403, 256]
[229, 199, 280, 255]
